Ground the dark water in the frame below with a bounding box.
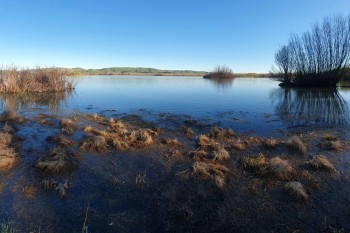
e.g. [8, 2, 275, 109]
[1, 76, 350, 134]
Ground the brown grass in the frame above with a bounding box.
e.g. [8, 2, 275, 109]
[263, 138, 281, 149]
[189, 149, 209, 161]
[309, 155, 336, 172]
[61, 127, 74, 135]
[47, 135, 73, 147]
[129, 130, 154, 148]
[213, 147, 230, 161]
[264, 157, 293, 180]
[162, 138, 182, 146]
[207, 127, 234, 140]
[112, 138, 129, 152]
[286, 136, 308, 155]
[80, 136, 108, 153]
[108, 119, 128, 134]
[35, 147, 78, 174]
[319, 140, 342, 152]
[0, 66, 73, 93]
[60, 119, 74, 128]
[285, 181, 308, 201]
[197, 135, 220, 150]
[0, 110, 25, 123]
[0, 146, 17, 171]
[230, 139, 246, 150]
[185, 127, 194, 137]
[0, 133, 12, 146]
[242, 153, 268, 171]
[193, 161, 230, 189]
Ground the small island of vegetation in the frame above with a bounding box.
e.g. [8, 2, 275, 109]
[272, 15, 350, 88]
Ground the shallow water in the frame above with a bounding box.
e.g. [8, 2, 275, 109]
[1, 77, 350, 232]
[2, 76, 350, 135]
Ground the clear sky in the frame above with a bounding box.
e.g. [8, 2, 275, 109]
[0, 0, 349, 72]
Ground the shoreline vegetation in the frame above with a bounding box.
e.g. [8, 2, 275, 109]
[0, 66, 73, 93]
[271, 14, 350, 88]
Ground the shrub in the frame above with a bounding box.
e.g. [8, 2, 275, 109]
[203, 65, 235, 79]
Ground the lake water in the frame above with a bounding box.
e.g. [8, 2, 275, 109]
[1, 76, 350, 135]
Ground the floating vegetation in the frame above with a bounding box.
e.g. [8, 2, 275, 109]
[36, 147, 78, 174]
[286, 135, 308, 155]
[193, 162, 230, 189]
[309, 155, 336, 173]
[285, 181, 308, 201]
[80, 136, 108, 153]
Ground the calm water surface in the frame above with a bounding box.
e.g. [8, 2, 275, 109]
[2, 76, 350, 134]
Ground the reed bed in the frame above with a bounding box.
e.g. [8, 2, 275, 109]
[0, 66, 73, 93]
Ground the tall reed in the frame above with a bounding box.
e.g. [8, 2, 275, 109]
[0, 66, 73, 93]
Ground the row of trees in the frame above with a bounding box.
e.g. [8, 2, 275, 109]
[273, 15, 350, 87]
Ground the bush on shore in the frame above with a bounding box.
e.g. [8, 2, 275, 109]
[0, 66, 74, 93]
[203, 65, 235, 79]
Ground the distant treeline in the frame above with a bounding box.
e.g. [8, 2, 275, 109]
[59, 67, 268, 78]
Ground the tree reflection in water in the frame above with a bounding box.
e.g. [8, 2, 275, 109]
[0, 91, 73, 111]
[270, 88, 349, 126]
[206, 78, 235, 90]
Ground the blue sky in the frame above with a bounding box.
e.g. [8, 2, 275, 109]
[0, 0, 349, 72]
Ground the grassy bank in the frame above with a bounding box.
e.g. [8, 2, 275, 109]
[0, 66, 73, 93]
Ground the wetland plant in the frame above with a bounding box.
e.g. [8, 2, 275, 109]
[309, 155, 336, 173]
[285, 181, 308, 201]
[242, 154, 268, 171]
[193, 161, 230, 189]
[203, 65, 235, 80]
[264, 157, 294, 180]
[80, 136, 108, 153]
[286, 135, 308, 155]
[0, 66, 73, 93]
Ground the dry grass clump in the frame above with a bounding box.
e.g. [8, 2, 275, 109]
[162, 138, 182, 146]
[285, 181, 308, 201]
[193, 162, 230, 189]
[112, 138, 129, 152]
[213, 147, 230, 161]
[108, 119, 128, 134]
[61, 127, 74, 135]
[129, 130, 155, 148]
[263, 138, 281, 149]
[309, 155, 336, 173]
[0, 133, 12, 146]
[47, 135, 73, 147]
[319, 140, 342, 152]
[60, 119, 73, 128]
[35, 147, 78, 174]
[207, 127, 234, 140]
[242, 153, 268, 171]
[230, 139, 246, 151]
[0, 110, 25, 123]
[40, 179, 58, 190]
[322, 135, 337, 141]
[0, 146, 17, 171]
[3, 123, 14, 133]
[244, 137, 264, 145]
[0, 66, 73, 93]
[197, 135, 220, 150]
[185, 127, 194, 137]
[264, 157, 293, 180]
[189, 149, 209, 161]
[286, 135, 308, 155]
[80, 136, 108, 153]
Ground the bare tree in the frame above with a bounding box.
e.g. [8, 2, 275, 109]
[272, 15, 350, 87]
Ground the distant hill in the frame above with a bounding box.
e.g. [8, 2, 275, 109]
[62, 67, 208, 76]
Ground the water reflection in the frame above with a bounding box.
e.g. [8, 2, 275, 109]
[270, 88, 349, 126]
[205, 78, 235, 90]
[0, 91, 72, 111]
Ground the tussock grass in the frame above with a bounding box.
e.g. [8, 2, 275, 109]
[80, 136, 108, 153]
[263, 138, 281, 149]
[264, 157, 293, 180]
[112, 138, 129, 152]
[0, 66, 73, 93]
[207, 127, 234, 140]
[285, 181, 308, 201]
[108, 119, 128, 134]
[60, 119, 73, 128]
[36, 147, 78, 174]
[286, 135, 308, 155]
[242, 153, 268, 170]
[0, 133, 12, 146]
[309, 155, 336, 172]
[189, 150, 209, 161]
[197, 135, 219, 150]
[213, 147, 230, 161]
[319, 140, 342, 152]
[185, 127, 194, 137]
[193, 161, 230, 189]
[230, 139, 246, 150]
[61, 127, 74, 135]
[129, 130, 154, 148]
[244, 137, 264, 145]
[47, 135, 73, 147]
[162, 138, 182, 146]
[0, 131, 17, 171]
